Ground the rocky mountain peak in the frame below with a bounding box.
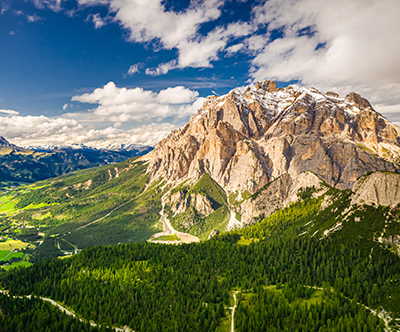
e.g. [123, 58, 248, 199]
[344, 92, 373, 111]
[0, 136, 11, 147]
[144, 80, 400, 193]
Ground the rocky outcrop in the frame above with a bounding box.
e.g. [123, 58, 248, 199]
[189, 194, 214, 216]
[208, 229, 220, 239]
[381, 235, 400, 254]
[237, 172, 328, 226]
[143, 81, 400, 194]
[167, 191, 214, 217]
[351, 172, 400, 207]
[168, 191, 188, 215]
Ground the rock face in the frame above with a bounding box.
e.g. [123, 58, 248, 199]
[0, 136, 12, 147]
[381, 235, 400, 253]
[351, 172, 400, 207]
[144, 81, 400, 193]
[167, 191, 214, 217]
[208, 229, 220, 239]
[238, 172, 328, 226]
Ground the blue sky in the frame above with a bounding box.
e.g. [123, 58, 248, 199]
[0, 0, 400, 147]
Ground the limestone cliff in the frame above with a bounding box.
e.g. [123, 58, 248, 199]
[144, 80, 400, 194]
[351, 171, 400, 207]
[167, 191, 214, 217]
[237, 172, 328, 226]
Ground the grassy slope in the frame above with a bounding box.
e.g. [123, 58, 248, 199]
[0, 146, 152, 190]
[0, 158, 165, 261]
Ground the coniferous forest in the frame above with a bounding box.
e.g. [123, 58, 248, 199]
[1, 196, 400, 332]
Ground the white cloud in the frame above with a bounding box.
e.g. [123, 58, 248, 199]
[62, 103, 68, 110]
[244, 34, 269, 52]
[27, 13, 43, 22]
[0, 115, 83, 143]
[89, 13, 106, 29]
[71, 81, 201, 122]
[127, 63, 142, 75]
[226, 43, 244, 56]
[145, 60, 178, 76]
[249, 0, 400, 109]
[0, 113, 178, 147]
[77, 0, 255, 74]
[32, 0, 64, 12]
[156, 86, 199, 104]
[0, 109, 19, 115]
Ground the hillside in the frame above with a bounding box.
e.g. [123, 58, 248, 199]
[0, 157, 167, 263]
[0, 136, 152, 189]
[1, 81, 400, 330]
[1, 81, 400, 249]
[1, 186, 400, 331]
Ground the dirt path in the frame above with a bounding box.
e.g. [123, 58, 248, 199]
[230, 290, 239, 332]
[2, 244, 12, 260]
[223, 188, 240, 231]
[305, 286, 398, 331]
[0, 290, 130, 331]
[76, 198, 134, 230]
[149, 192, 199, 244]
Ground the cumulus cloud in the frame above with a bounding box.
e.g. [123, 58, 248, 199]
[71, 81, 201, 122]
[0, 113, 178, 147]
[0, 81, 207, 148]
[0, 115, 83, 143]
[249, 0, 400, 108]
[77, 0, 254, 74]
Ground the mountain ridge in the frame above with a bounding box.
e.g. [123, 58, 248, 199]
[143, 80, 400, 194]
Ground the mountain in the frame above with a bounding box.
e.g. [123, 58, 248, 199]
[138, 81, 400, 237]
[1, 81, 400, 331]
[25, 142, 152, 153]
[0, 137, 153, 189]
[1, 80, 399, 247]
[145, 81, 399, 192]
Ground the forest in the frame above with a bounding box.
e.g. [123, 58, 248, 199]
[0, 293, 113, 332]
[1, 203, 399, 331]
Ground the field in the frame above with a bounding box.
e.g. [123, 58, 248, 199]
[2, 260, 32, 270]
[152, 234, 180, 242]
[0, 158, 167, 263]
[0, 250, 23, 261]
[0, 239, 31, 250]
[0, 239, 33, 270]
[0, 194, 17, 214]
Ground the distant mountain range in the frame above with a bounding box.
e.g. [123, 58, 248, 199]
[24, 142, 152, 153]
[0, 137, 153, 188]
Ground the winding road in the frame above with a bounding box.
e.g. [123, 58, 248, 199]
[0, 290, 130, 331]
[76, 198, 134, 230]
